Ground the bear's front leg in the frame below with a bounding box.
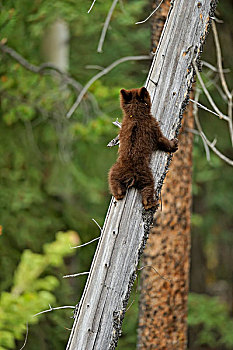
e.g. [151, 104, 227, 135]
[153, 122, 179, 153]
[157, 136, 178, 153]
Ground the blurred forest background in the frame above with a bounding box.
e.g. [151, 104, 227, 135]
[0, 0, 232, 349]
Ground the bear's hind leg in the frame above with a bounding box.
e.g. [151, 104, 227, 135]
[141, 186, 157, 210]
[108, 163, 127, 200]
[136, 168, 157, 210]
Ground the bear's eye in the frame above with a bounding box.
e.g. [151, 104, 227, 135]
[136, 95, 144, 103]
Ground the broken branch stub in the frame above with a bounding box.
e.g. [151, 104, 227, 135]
[66, 0, 217, 349]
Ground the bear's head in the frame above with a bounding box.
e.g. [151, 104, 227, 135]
[120, 87, 151, 116]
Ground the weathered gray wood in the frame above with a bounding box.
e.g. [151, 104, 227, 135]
[66, 1, 217, 349]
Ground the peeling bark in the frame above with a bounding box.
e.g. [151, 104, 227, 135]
[66, 1, 217, 349]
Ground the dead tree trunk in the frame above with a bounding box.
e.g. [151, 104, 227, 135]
[66, 1, 217, 349]
[137, 1, 193, 348]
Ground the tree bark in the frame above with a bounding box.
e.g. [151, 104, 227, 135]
[138, 1, 193, 349]
[66, 1, 217, 349]
[138, 108, 193, 349]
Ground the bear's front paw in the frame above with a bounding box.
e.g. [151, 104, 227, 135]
[170, 138, 178, 152]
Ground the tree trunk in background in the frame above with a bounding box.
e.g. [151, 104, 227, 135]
[138, 1, 194, 348]
[41, 19, 72, 163]
[42, 19, 69, 72]
[150, 0, 170, 54]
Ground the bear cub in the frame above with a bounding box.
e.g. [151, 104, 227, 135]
[108, 87, 178, 210]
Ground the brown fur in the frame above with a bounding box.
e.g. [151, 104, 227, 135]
[108, 87, 178, 209]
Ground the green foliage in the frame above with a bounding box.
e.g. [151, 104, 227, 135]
[188, 293, 233, 349]
[192, 115, 233, 279]
[189, 25, 233, 347]
[0, 0, 150, 348]
[0, 231, 78, 349]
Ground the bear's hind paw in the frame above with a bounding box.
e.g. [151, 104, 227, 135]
[113, 187, 126, 200]
[142, 198, 158, 210]
[114, 193, 125, 200]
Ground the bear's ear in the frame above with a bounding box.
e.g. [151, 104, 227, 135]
[120, 89, 132, 102]
[139, 87, 149, 101]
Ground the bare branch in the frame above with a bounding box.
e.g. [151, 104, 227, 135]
[85, 65, 104, 70]
[88, 0, 97, 13]
[126, 299, 136, 312]
[70, 217, 102, 249]
[135, 0, 165, 25]
[0, 43, 102, 116]
[185, 128, 200, 135]
[138, 265, 171, 282]
[107, 119, 122, 147]
[0, 43, 83, 92]
[70, 236, 100, 249]
[186, 125, 216, 158]
[212, 22, 231, 99]
[204, 137, 233, 165]
[194, 91, 233, 166]
[92, 218, 102, 231]
[201, 60, 230, 73]
[212, 23, 233, 145]
[126, 276, 139, 312]
[197, 125, 233, 165]
[194, 63, 228, 121]
[126, 263, 170, 313]
[63, 272, 90, 279]
[70, 216, 102, 249]
[200, 133, 211, 162]
[0, 43, 40, 73]
[202, 73, 228, 102]
[66, 55, 151, 118]
[97, 0, 118, 53]
[196, 25, 233, 147]
[112, 119, 122, 128]
[189, 98, 228, 120]
[210, 16, 224, 24]
[228, 92, 233, 146]
[107, 135, 120, 147]
[33, 305, 75, 317]
[19, 323, 29, 350]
